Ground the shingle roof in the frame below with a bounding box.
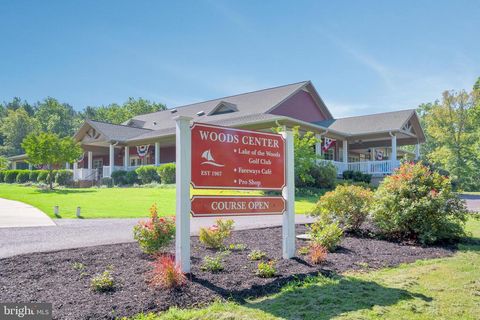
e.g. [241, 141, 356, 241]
[128, 113, 285, 142]
[86, 120, 152, 141]
[125, 81, 309, 130]
[314, 109, 415, 134]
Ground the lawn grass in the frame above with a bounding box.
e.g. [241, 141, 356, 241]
[127, 217, 480, 320]
[0, 184, 317, 218]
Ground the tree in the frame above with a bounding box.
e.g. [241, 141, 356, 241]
[83, 98, 167, 124]
[0, 155, 9, 170]
[34, 97, 79, 137]
[274, 126, 319, 186]
[0, 108, 40, 156]
[22, 132, 82, 189]
[421, 89, 480, 190]
[1, 97, 35, 117]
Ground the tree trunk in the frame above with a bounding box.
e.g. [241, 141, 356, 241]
[49, 165, 54, 190]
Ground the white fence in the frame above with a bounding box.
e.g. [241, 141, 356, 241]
[73, 168, 98, 181]
[320, 160, 401, 176]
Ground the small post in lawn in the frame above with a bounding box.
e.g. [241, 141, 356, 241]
[76, 207, 81, 218]
[281, 128, 295, 259]
[174, 116, 192, 273]
[54, 206, 60, 218]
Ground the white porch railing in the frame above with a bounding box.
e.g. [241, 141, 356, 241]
[320, 160, 401, 176]
[73, 168, 98, 181]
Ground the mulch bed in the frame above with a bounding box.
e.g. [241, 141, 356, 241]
[0, 225, 456, 319]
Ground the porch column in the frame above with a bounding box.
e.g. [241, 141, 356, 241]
[370, 148, 375, 161]
[109, 144, 115, 175]
[342, 140, 348, 162]
[415, 144, 420, 160]
[65, 162, 70, 169]
[391, 134, 397, 161]
[315, 134, 322, 163]
[12, 162, 16, 170]
[28, 163, 33, 170]
[124, 146, 129, 170]
[87, 151, 93, 170]
[155, 142, 160, 166]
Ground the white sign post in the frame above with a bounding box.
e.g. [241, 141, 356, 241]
[174, 119, 296, 272]
[175, 116, 192, 273]
[281, 129, 295, 258]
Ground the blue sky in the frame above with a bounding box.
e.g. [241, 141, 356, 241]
[0, 0, 478, 117]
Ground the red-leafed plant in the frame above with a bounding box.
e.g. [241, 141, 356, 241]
[133, 204, 175, 254]
[149, 254, 186, 289]
[308, 243, 328, 265]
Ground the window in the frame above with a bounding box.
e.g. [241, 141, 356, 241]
[323, 149, 334, 160]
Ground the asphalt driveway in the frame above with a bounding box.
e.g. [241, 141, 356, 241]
[0, 215, 314, 259]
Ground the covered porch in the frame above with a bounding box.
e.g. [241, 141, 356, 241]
[72, 120, 176, 181]
[313, 109, 424, 176]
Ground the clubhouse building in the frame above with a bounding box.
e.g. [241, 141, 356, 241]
[10, 81, 425, 181]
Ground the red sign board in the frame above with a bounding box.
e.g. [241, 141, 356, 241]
[191, 196, 285, 217]
[191, 123, 285, 190]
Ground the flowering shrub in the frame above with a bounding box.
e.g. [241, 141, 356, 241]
[149, 254, 185, 289]
[256, 260, 276, 278]
[199, 219, 234, 249]
[308, 243, 328, 265]
[312, 184, 373, 232]
[372, 162, 468, 244]
[308, 220, 343, 252]
[133, 204, 175, 254]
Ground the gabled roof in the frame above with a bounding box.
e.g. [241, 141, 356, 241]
[74, 119, 152, 143]
[314, 109, 425, 141]
[124, 81, 327, 130]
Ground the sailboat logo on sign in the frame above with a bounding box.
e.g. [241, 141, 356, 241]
[201, 149, 225, 167]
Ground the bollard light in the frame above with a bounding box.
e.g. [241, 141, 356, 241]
[76, 207, 81, 218]
[54, 206, 60, 218]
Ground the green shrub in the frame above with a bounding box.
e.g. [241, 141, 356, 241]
[248, 249, 267, 261]
[201, 253, 226, 273]
[0, 171, 5, 182]
[228, 243, 247, 251]
[55, 170, 73, 186]
[100, 177, 113, 187]
[308, 220, 343, 251]
[372, 162, 468, 244]
[37, 171, 49, 183]
[342, 170, 372, 184]
[312, 184, 373, 232]
[16, 170, 30, 183]
[125, 170, 138, 185]
[135, 165, 160, 184]
[90, 270, 115, 292]
[199, 219, 235, 249]
[133, 204, 175, 254]
[29, 170, 40, 182]
[111, 170, 128, 186]
[4, 170, 20, 183]
[310, 163, 337, 188]
[336, 179, 372, 189]
[157, 163, 176, 184]
[256, 261, 276, 278]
